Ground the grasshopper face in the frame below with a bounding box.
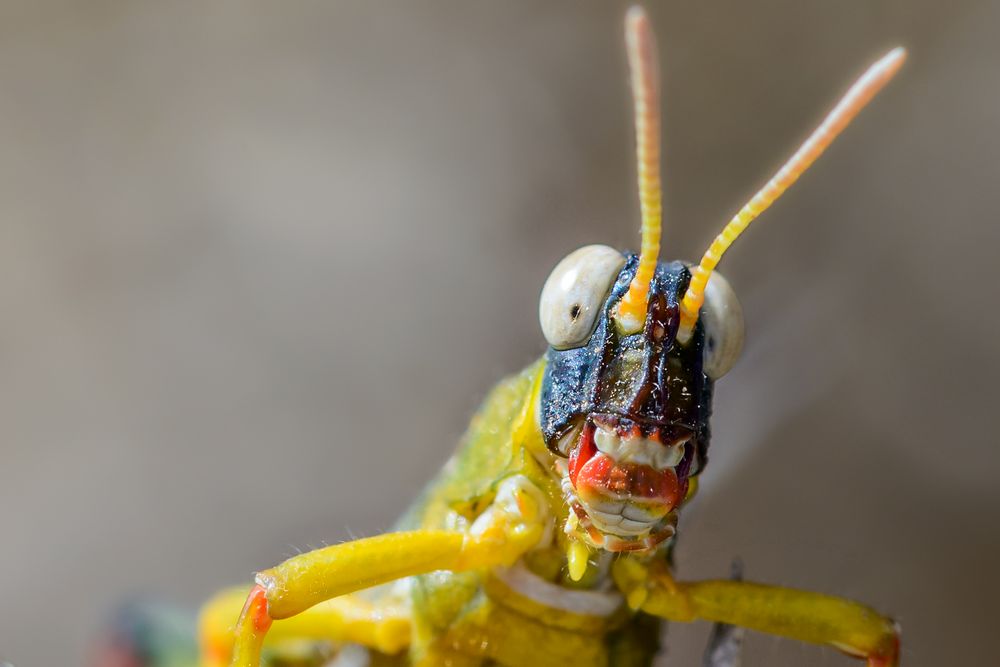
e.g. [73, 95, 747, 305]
[538, 247, 743, 552]
[528, 6, 900, 554]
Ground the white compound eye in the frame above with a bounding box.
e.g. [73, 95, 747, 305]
[539, 245, 626, 350]
[699, 270, 744, 379]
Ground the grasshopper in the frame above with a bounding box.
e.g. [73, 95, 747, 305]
[194, 7, 905, 667]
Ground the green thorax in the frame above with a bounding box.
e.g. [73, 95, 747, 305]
[394, 359, 662, 666]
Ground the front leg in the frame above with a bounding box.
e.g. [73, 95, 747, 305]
[613, 557, 900, 666]
[200, 587, 412, 666]
[228, 475, 549, 667]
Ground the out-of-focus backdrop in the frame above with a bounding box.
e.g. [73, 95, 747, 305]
[1, 1, 997, 665]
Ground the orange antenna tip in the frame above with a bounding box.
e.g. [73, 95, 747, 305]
[677, 46, 906, 342]
[616, 6, 663, 334]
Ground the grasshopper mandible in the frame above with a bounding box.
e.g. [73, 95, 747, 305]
[196, 7, 905, 667]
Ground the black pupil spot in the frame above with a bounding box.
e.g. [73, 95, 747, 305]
[569, 304, 581, 320]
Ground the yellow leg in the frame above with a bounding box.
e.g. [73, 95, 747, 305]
[613, 558, 900, 666]
[199, 586, 411, 666]
[228, 476, 547, 667]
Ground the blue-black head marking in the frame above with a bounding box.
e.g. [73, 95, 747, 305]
[540, 254, 713, 474]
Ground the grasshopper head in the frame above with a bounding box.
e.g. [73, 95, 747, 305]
[531, 8, 744, 552]
[533, 7, 902, 553]
[538, 247, 742, 552]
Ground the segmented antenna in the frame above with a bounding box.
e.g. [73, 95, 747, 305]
[616, 6, 662, 334]
[677, 47, 906, 343]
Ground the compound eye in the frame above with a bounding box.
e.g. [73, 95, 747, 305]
[539, 245, 626, 350]
[700, 270, 744, 379]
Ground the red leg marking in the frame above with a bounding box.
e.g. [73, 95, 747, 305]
[241, 584, 273, 634]
[867, 631, 900, 667]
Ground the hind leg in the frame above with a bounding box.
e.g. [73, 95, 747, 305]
[200, 586, 411, 667]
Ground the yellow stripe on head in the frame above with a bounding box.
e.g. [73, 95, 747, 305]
[615, 6, 663, 334]
[677, 47, 906, 343]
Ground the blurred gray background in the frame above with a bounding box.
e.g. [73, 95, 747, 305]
[1, 1, 997, 665]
